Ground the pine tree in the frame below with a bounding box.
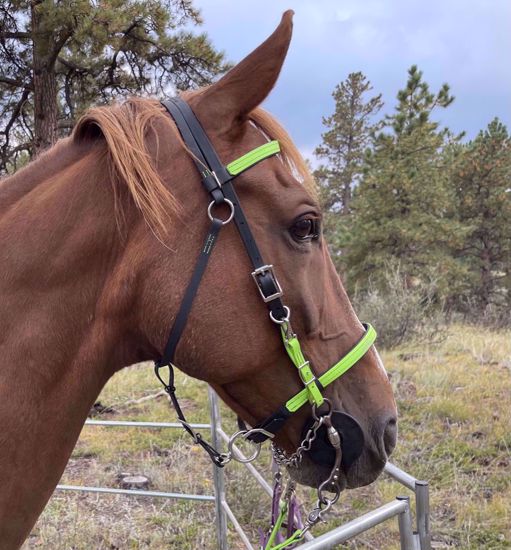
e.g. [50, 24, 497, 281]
[315, 72, 383, 216]
[452, 118, 511, 312]
[0, 0, 228, 173]
[341, 66, 464, 296]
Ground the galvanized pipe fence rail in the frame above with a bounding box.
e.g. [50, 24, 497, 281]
[56, 386, 431, 550]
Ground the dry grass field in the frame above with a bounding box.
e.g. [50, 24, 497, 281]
[24, 325, 511, 549]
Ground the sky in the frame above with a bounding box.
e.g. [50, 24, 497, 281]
[191, 0, 510, 161]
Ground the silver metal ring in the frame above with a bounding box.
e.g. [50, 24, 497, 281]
[227, 429, 269, 463]
[246, 427, 275, 440]
[207, 198, 234, 225]
[269, 306, 290, 325]
[317, 485, 341, 507]
[312, 398, 333, 421]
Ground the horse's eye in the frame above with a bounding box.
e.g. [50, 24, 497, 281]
[290, 217, 320, 241]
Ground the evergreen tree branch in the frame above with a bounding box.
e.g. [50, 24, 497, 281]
[0, 31, 31, 39]
[0, 75, 32, 89]
[1, 87, 30, 158]
[48, 29, 75, 67]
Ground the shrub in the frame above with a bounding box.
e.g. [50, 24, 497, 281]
[456, 298, 511, 329]
[352, 264, 446, 349]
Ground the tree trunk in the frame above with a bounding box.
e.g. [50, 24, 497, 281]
[341, 126, 355, 215]
[31, 1, 58, 154]
[479, 244, 493, 309]
[341, 178, 352, 215]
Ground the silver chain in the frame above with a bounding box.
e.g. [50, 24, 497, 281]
[221, 400, 344, 547]
[271, 416, 324, 468]
[271, 398, 334, 468]
[267, 412, 344, 547]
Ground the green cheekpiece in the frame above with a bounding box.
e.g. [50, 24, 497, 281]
[284, 323, 377, 414]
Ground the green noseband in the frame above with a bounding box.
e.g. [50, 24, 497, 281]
[282, 323, 377, 413]
[248, 320, 377, 444]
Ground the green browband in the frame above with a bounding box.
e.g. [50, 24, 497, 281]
[227, 140, 280, 176]
[282, 323, 377, 413]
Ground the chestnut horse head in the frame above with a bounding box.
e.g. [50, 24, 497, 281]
[0, 10, 396, 549]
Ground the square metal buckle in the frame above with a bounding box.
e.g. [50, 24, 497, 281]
[297, 361, 310, 372]
[251, 264, 283, 303]
[297, 362, 316, 386]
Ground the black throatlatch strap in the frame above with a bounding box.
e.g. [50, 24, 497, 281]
[154, 362, 227, 467]
[159, 217, 223, 366]
[154, 217, 227, 466]
[161, 98, 287, 322]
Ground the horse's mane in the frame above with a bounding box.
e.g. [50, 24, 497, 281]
[3, 96, 316, 237]
[73, 95, 316, 237]
[73, 98, 177, 239]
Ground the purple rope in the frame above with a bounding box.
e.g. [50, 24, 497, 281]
[272, 479, 282, 524]
[261, 478, 285, 548]
[286, 495, 304, 548]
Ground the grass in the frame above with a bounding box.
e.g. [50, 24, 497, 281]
[24, 324, 511, 549]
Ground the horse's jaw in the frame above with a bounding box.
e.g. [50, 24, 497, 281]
[287, 451, 387, 491]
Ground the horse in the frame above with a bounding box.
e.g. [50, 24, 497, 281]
[0, 11, 397, 549]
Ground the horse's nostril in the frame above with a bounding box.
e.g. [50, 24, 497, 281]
[382, 416, 398, 457]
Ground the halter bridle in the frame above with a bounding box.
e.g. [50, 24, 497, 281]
[153, 96, 376, 468]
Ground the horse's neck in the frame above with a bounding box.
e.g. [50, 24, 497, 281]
[0, 146, 126, 371]
[0, 146, 139, 549]
[0, 139, 81, 213]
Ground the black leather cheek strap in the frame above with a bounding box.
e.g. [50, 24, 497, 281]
[155, 97, 292, 461]
[221, 180, 287, 320]
[161, 98, 288, 324]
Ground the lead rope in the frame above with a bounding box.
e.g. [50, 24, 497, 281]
[262, 407, 344, 550]
[262, 475, 302, 550]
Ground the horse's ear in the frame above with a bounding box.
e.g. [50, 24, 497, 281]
[194, 10, 293, 132]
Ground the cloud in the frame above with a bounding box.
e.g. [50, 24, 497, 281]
[193, 0, 511, 154]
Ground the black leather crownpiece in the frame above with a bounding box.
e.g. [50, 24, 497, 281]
[163, 99, 232, 184]
[162, 99, 225, 204]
